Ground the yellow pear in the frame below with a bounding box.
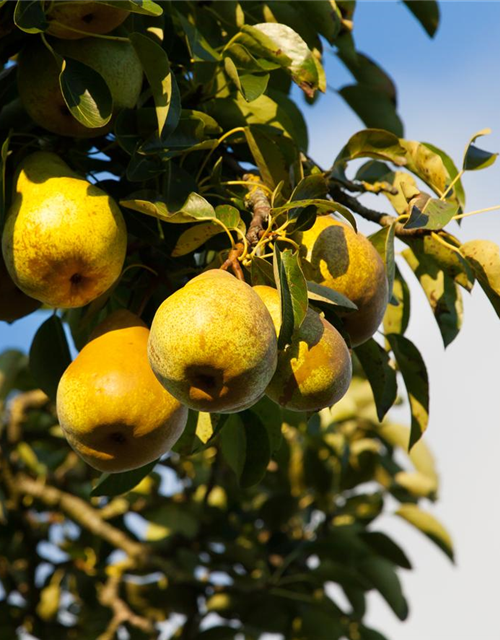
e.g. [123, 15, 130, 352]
[2, 152, 126, 308]
[254, 285, 352, 412]
[45, 1, 130, 39]
[17, 37, 143, 137]
[0, 251, 41, 323]
[57, 310, 188, 473]
[148, 270, 278, 413]
[297, 216, 388, 346]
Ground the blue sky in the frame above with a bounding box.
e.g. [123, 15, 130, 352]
[1, 3, 499, 639]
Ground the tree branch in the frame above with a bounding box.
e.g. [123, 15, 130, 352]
[15, 474, 145, 559]
[220, 241, 245, 280]
[329, 183, 428, 238]
[244, 174, 272, 245]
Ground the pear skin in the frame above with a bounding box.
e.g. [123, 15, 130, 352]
[148, 270, 278, 413]
[1, 152, 127, 308]
[254, 285, 352, 412]
[297, 217, 388, 346]
[57, 310, 188, 473]
[46, 2, 130, 40]
[17, 38, 143, 137]
[0, 251, 41, 323]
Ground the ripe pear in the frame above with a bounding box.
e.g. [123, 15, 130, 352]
[0, 251, 41, 323]
[254, 285, 352, 412]
[148, 270, 278, 413]
[2, 152, 126, 308]
[57, 310, 188, 473]
[46, 1, 130, 40]
[17, 37, 143, 137]
[297, 216, 388, 346]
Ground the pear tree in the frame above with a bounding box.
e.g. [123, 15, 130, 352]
[0, 1, 499, 639]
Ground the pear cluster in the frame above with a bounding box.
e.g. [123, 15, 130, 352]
[1, 151, 387, 474]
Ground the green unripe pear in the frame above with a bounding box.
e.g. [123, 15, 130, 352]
[45, 1, 130, 39]
[17, 37, 143, 137]
[254, 285, 352, 412]
[2, 152, 127, 308]
[297, 216, 388, 346]
[148, 270, 278, 413]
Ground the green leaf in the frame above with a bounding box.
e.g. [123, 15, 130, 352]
[463, 128, 498, 171]
[354, 339, 397, 421]
[404, 198, 459, 231]
[358, 557, 408, 620]
[90, 459, 158, 497]
[403, 0, 440, 37]
[13, 0, 47, 33]
[338, 52, 396, 102]
[306, 280, 358, 312]
[176, 11, 221, 62]
[250, 256, 275, 287]
[299, 0, 342, 44]
[224, 57, 269, 102]
[287, 174, 329, 221]
[411, 234, 474, 292]
[220, 412, 271, 488]
[0, 133, 10, 231]
[121, 191, 216, 224]
[172, 205, 243, 257]
[130, 33, 179, 139]
[369, 224, 395, 301]
[359, 626, 389, 640]
[273, 200, 356, 230]
[29, 316, 72, 400]
[383, 266, 411, 336]
[386, 334, 429, 449]
[334, 129, 407, 170]
[461, 240, 500, 318]
[99, 0, 163, 16]
[273, 247, 308, 349]
[423, 143, 465, 211]
[220, 414, 246, 479]
[396, 504, 454, 561]
[242, 23, 319, 95]
[339, 85, 403, 137]
[247, 396, 283, 455]
[400, 140, 450, 198]
[403, 246, 463, 347]
[244, 125, 289, 189]
[58, 56, 113, 129]
[360, 531, 412, 570]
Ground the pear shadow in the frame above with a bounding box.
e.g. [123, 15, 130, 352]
[309, 225, 350, 280]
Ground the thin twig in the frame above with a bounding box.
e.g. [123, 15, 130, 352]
[220, 242, 245, 280]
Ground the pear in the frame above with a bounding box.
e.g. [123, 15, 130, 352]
[57, 310, 188, 473]
[148, 270, 278, 413]
[297, 216, 388, 346]
[45, 1, 130, 40]
[17, 37, 143, 137]
[2, 152, 126, 308]
[254, 285, 352, 412]
[0, 251, 41, 323]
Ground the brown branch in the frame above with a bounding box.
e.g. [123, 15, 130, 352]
[329, 183, 428, 238]
[15, 474, 145, 559]
[244, 174, 272, 245]
[7, 389, 49, 444]
[97, 570, 155, 640]
[220, 241, 245, 280]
